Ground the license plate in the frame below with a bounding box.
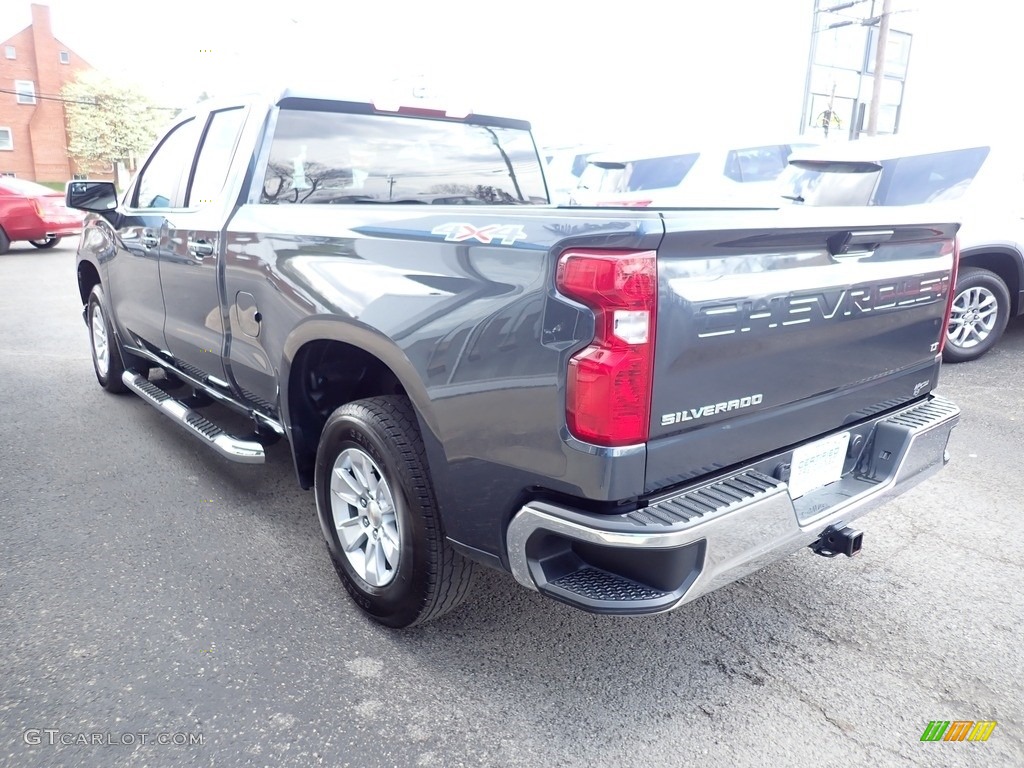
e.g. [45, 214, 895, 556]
[787, 431, 850, 499]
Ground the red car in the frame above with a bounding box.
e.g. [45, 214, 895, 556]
[0, 177, 85, 254]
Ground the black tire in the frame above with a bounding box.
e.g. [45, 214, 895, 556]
[87, 284, 146, 393]
[0, 227, 10, 255]
[943, 267, 1011, 364]
[30, 236, 62, 249]
[315, 396, 475, 628]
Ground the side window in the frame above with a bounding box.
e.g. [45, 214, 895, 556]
[187, 108, 246, 207]
[874, 147, 991, 206]
[133, 119, 200, 209]
[627, 154, 700, 191]
[723, 145, 788, 183]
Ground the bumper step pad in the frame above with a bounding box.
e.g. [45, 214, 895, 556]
[122, 371, 265, 464]
[631, 470, 783, 527]
[548, 567, 670, 603]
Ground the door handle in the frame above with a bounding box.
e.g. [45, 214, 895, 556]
[188, 239, 215, 258]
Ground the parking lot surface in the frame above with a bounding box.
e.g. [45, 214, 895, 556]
[2, 239, 1022, 767]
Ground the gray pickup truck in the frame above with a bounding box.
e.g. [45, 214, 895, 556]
[67, 89, 961, 628]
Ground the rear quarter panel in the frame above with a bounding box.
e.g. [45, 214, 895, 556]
[223, 205, 664, 557]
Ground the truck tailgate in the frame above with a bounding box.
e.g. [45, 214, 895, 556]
[647, 209, 958, 493]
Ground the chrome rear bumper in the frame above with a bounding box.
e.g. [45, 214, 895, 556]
[505, 396, 960, 614]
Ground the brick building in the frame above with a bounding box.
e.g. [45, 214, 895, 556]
[0, 4, 107, 182]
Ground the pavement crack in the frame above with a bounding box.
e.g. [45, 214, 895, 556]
[705, 621, 913, 763]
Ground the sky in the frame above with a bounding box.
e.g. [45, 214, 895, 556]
[2, 0, 1017, 150]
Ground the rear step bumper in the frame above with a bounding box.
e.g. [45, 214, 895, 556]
[122, 371, 265, 464]
[506, 395, 959, 615]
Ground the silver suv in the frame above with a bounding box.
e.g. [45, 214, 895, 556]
[781, 136, 1024, 363]
[571, 139, 818, 208]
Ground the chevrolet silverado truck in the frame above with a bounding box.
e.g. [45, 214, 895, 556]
[67, 89, 962, 628]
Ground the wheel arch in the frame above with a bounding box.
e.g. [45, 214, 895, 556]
[77, 258, 102, 307]
[958, 246, 1023, 316]
[280, 317, 445, 492]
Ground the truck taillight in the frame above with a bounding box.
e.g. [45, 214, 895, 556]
[938, 237, 960, 356]
[556, 249, 657, 446]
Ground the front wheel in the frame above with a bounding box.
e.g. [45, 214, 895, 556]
[87, 284, 139, 393]
[943, 267, 1011, 363]
[30, 236, 62, 249]
[315, 396, 475, 628]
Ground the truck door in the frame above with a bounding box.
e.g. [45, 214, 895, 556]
[108, 117, 202, 353]
[159, 107, 248, 388]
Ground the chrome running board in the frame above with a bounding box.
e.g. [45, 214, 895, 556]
[122, 371, 265, 464]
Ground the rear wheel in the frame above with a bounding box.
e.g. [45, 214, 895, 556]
[943, 267, 1011, 363]
[315, 396, 475, 628]
[30, 236, 61, 249]
[0, 228, 9, 255]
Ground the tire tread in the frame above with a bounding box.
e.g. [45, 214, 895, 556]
[329, 395, 474, 626]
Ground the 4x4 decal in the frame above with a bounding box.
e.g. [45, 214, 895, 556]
[431, 223, 528, 245]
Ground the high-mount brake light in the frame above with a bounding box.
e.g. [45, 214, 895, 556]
[371, 100, 472, 120]
[556, 249, 657, 446]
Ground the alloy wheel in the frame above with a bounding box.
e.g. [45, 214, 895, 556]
[329, 447, 403, 587]
[91, 306, 110, 376]
[947, 285, 997, 350]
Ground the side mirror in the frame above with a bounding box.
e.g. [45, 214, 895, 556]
[66, 180, 118, 212]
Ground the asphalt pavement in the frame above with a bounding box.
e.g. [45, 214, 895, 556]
[1, 238, 1022, 768]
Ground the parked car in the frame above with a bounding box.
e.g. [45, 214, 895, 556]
[0, 177, 85, 254]
[543, 143, 607, 205]
[780, 135, 1024, 362]
[570, 138, 819, 207]
[66, 89, 959, 628]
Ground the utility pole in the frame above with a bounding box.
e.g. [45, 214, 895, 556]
[798, 0, 821, 135]
[866, 0, 893, 135]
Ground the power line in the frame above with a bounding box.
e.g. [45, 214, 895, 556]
[0, 87, 178, 111]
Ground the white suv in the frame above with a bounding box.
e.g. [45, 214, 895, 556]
[780, 136, 1024, 363]
[569, 139, 818, 207]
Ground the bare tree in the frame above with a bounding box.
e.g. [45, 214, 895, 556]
[261, 161, 353, 203]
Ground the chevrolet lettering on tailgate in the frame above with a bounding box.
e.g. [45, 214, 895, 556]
[696, 272, 950, 339]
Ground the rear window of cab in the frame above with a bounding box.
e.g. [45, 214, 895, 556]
[259, 109, 548, 205]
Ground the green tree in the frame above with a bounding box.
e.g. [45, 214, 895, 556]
[62, 71, 169, 180]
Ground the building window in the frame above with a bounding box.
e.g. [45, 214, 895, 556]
[0, 128, 12, 150]
[59, 51, 70, 64]
[73, 173, 88, 180]
[1, 172, 16, 177]
[15, 81, 36, 105]
[4, 46, 14, 60]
